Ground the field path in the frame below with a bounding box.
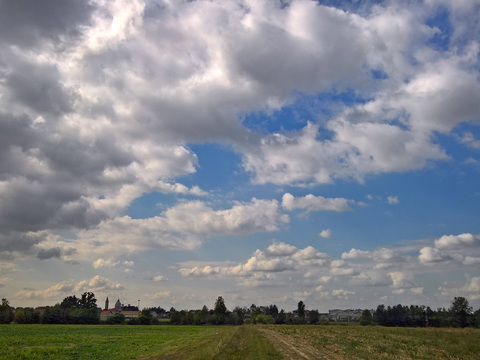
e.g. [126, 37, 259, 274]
[258, 326, 345, 360]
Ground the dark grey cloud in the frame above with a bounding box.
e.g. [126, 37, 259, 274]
[0, 0, 95, 48]
[0, 231, 48, 253]
[4, 61, 73, 117]
[37, 247, 62, 260]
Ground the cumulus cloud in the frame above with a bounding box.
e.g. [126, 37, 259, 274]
[13, 275, 123, 300]
[459, 132, 480, 150]
[438, 277, 480, 300]
[332, 289, 355, 300]
[418, 247, 452, 264]
[434, 233, 480, 249]
[178, 243, 330, 284]
[93, 258, 119, 269]
[264, 242, 298, 257]
[389, 272, 419, 290]
[38, 198, 289, 261]
[387, 196, 400, 205]
[0, 0, 479, 260]
[282, 193, 352, 212]
[341, 247, 404, 262]
[318, 229, 332, 238]
[74, 275, 124, 293]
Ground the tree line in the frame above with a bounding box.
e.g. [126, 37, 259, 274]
[1, 294, 480, 328]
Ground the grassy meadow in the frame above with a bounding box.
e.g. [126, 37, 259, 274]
[1, 324, 479, 359]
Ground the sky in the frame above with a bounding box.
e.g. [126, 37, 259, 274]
[0, 0, 480, 313]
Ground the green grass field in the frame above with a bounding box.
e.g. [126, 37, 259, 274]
[1, 324, 479, 359]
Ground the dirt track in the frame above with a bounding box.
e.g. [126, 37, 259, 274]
[258, 327, 346, 360]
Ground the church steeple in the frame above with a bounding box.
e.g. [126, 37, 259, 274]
[115, 298, 122, 310]
[105, 297, 109, 310]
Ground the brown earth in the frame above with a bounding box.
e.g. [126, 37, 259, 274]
[258, 326, 346, 360]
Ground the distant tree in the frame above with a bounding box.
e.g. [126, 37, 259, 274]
[359, 310, 373, 326]
[297, 301, 305, 322]
[60, 295, 79, 309]
[14, 308, 26, 324]
[170, 310, 181, 324]
[277, 309, 286, 324]
[0, 299, 14, 324]
[214, 296, 227, 325]
[181, 311, 194, 325]
[107, 312, 125, 324]
[138, 309, 153, 325]
[233, 306, 245, 325]
[374, 304, 387, 326]
[473, 309, 480, 329]
[79, 292, 97, 309]
[308, 310, 320, 325]
[250, 304, 260, 321]
[450, 297, 472, 328]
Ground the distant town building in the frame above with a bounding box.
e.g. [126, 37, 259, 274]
[328, 309, 367, 322]
[100, 298, 140, 320]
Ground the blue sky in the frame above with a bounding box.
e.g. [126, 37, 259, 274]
[1, 0, 479, 312]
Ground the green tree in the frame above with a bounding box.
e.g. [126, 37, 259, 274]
[60, 295, 79, 309]
[277, 309, 286, 324]
[138, 309, 153, 325]
[0, 298, 14, 324]
[14, 308, 26, 324]
[79, 292, 97, 309]
[297, 301, 305, 322]
[450, 296, 472, 328]
[107, 312, 125, 324]
[308, 310, 320, 324]
[359, 309, 373, 326]
[214, 296, 227, 325]
[473, 309, 480, 328]
[169, 310, 181, 324]
[233, 306, 245, 325]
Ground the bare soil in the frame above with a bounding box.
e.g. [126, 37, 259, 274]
[258, 326, 346, 360]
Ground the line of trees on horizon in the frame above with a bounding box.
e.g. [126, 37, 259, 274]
[1, 295, 480, 328]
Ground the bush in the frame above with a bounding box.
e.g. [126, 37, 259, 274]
[107, 313, 125, 324]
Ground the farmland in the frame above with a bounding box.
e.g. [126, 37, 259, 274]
[1, 324, 479, 359]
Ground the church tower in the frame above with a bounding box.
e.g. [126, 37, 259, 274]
[104, 297, 109, 310]
[115, 298, 122, 310]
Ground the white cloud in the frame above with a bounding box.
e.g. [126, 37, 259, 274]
[43, 198, 289, 261]
[74, 275, 125, 293]
[350, 271, 393, 287]
[389, 272, 418, 290]
[459, 132, 480, 150]
[411, 287, 424, 295]
[13, 275, 123, 300]
[264, 242, 298, 257]
[160, 199, 289, 236]
[330, 267, 358, 276]
[438, 277, 480, 301]
[434, 233, 479, 249]
[282, 193, 352, 212]
[387, 196, 400, 205]
[341, 247, 404, 262]
[463, 256, 480, 265]
[93, 258, 119, 269]
[153, 276, 167, 282]
[318, 229, 332, 238]
[332, 289, 355, 300]
[418, 247, 451, 264]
